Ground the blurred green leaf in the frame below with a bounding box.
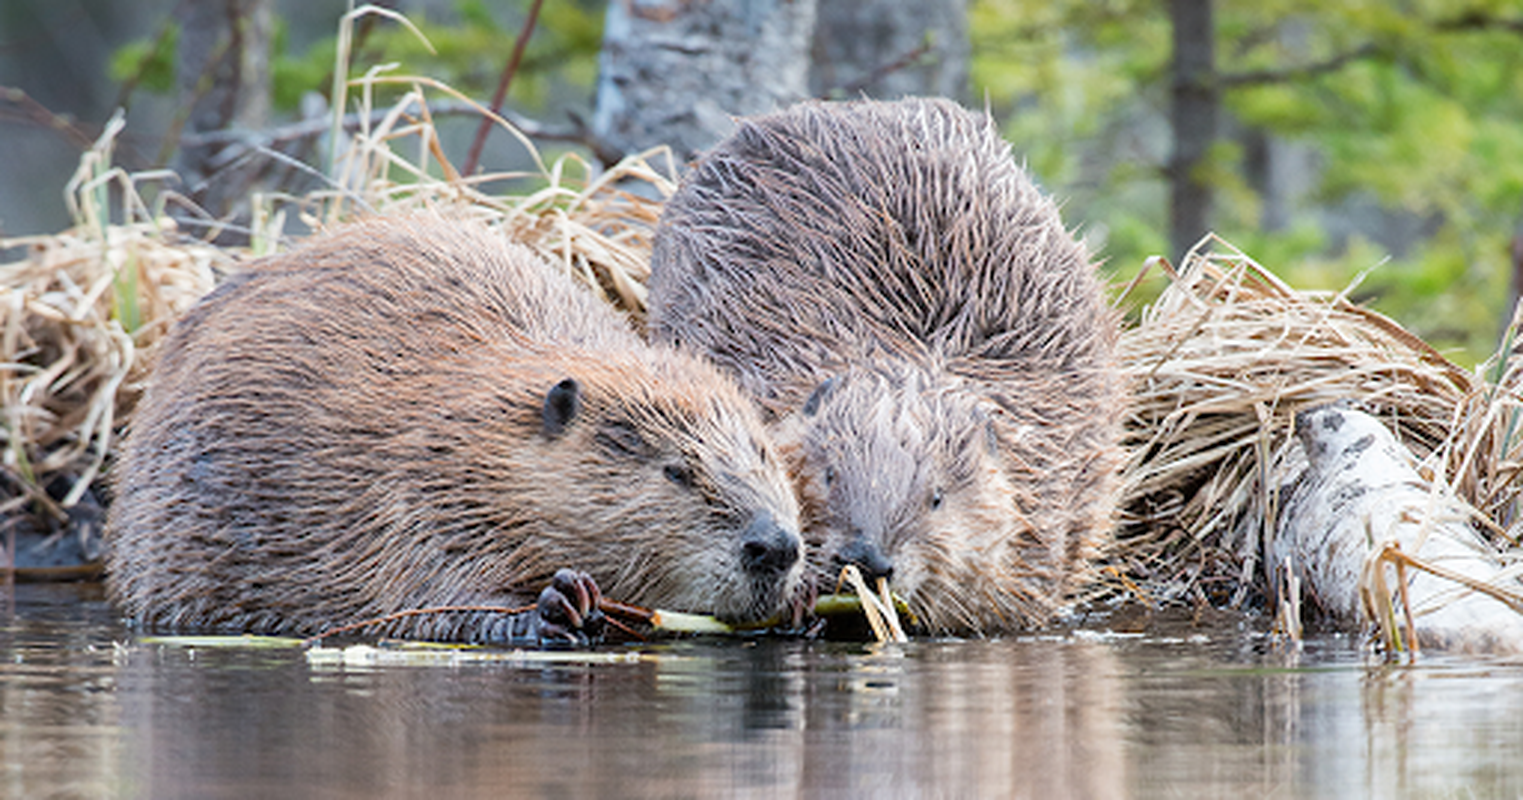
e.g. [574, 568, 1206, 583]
[107, 23, 178, 93]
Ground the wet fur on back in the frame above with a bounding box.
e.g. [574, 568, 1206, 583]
[649, 98, 1123, 633]
[106, 215, 803, 640]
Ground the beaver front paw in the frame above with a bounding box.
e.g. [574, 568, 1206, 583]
[536, 568, 606, 646]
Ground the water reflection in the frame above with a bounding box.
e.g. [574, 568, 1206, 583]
[4, 584, 1523, 797]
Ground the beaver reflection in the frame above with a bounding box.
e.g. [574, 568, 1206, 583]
[108, 638, 1124, 797]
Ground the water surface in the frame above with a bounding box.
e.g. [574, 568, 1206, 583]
[4, 583, 1523, 798]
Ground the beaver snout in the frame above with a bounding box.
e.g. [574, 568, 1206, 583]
[833, 534, 894, 582]
[741, 511, 800, 575]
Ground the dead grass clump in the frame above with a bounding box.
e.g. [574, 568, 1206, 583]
[302, 69, 675, 318]
[1110, 235, 1523, 611]
[0, 118, 224, 563]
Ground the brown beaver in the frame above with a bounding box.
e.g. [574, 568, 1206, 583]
[105, 214, 804, 644]
[648, 98, 1123, 634]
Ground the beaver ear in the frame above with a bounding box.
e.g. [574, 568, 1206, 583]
[542, 378, 581, 438]
[802, 376, 839, 417]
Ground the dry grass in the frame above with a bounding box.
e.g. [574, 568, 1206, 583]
[1109, 235, 1523, 609]
[0, 115, 224, 534]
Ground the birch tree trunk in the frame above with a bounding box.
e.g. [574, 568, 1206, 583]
[591, 0, 818, 164]
[809, 0, 969, 101]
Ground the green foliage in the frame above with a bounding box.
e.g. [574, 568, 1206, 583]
[109, 1, 604, 113]
[531, 1, 605, 92]
[972, 0, 1523, 365]
[108, 22, 177, 93]
[1231, 83, 1325, 134]
[112, 254, 142, 335]
[270, 18, 334, 112]
[972, 0, 1170, 270]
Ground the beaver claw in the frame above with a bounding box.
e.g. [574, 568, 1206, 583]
[536, 568, 606, 646]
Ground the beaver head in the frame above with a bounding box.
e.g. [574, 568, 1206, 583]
[481, 347, 807, 626]
[778, 362, 1053, 633]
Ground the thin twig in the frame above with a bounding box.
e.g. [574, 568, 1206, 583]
[1374, 541, 1523, 615]
[0, 86, 97, 150]
[463, 0, 545, 176]
[598, 597, 657, 624]
[826, 38, 936, 98]
[181, 102, 589, 155]
[833, 565, 907, 643]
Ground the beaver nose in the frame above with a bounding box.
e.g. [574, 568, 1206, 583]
[834, 534, 894, 581]
[741, 511, 800, 574]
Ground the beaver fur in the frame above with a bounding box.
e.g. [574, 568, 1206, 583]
[648, 98, 1123, 634]
[106, 215, 804, 643]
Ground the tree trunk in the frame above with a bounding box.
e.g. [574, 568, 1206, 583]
[590, 0, 818, 164]
[173, 0, 272, 224]
[809, 0, 969, 101]
[1168, 0, 1217, 262]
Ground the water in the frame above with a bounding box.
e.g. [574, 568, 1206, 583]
[5, 583, 1523, 798]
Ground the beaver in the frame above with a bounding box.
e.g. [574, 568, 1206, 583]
[647, 98, 1123, 634]
[105, 214, 804, 644]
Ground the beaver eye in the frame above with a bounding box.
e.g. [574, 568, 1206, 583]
[824, 466, 837, 487]
[930, 488, 944, 510]
[596, 419, 655, 459]
[663, 463, 696, 488]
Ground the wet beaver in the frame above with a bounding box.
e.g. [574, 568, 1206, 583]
[648, 98, 1123, 634]
[106, 215, 804, 644]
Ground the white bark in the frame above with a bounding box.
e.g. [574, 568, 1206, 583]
[1274, 405, 1523, 653]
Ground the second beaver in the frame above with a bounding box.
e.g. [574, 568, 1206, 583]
[648, 98, 1124, 634]
[106, 215, 805, 644]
